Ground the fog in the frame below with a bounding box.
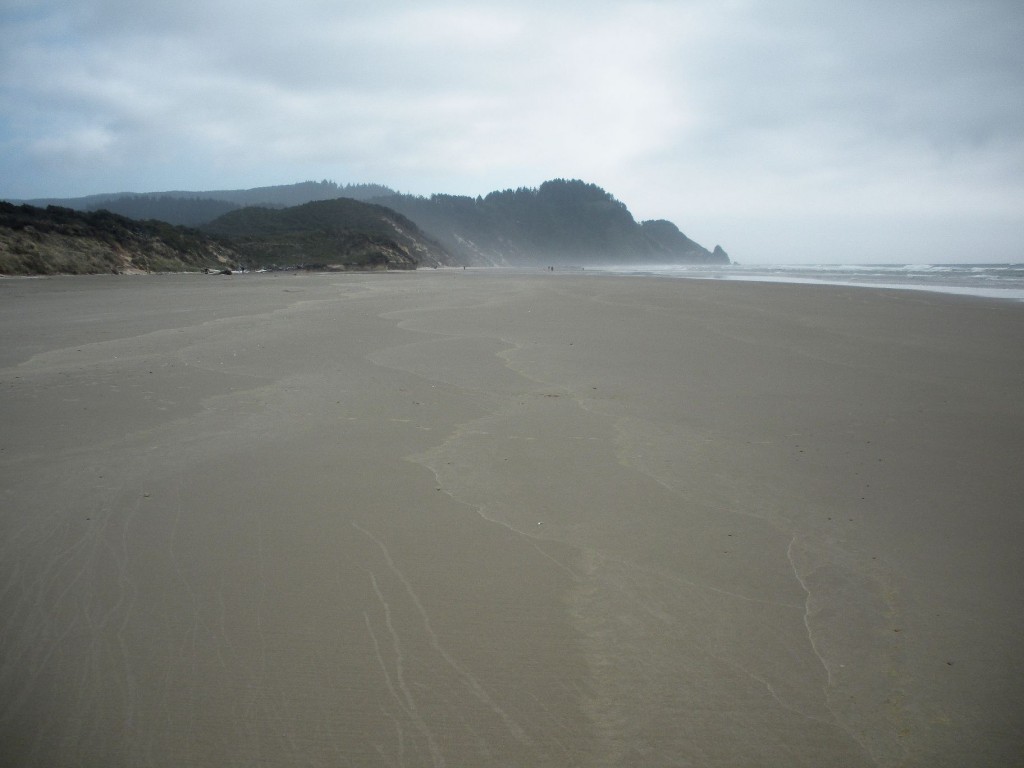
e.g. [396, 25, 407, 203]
[1, 0, 1022, 263]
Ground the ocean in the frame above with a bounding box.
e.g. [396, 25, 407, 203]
[588, 263, 1024, 302]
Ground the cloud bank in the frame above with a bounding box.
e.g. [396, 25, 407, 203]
[2, 0, 1022, 262]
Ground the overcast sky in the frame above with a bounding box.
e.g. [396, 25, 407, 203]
[2, 0, 1022, 263]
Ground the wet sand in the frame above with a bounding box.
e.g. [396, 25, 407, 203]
[1, 271, 1022, 766]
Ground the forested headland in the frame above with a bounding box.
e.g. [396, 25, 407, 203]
[2, 179, 728, 275]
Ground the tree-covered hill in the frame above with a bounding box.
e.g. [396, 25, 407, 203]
[0, 202, 241, 275]
[4, 178, 729, 270]
[372, 179, 729, 265]
[0, 197, 451, 275]
[16, 181, 398, 228]
[201, 198, 452, 270]
[76, 195, 241, 227]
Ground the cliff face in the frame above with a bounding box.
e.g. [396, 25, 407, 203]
[0, 203, 240, 275]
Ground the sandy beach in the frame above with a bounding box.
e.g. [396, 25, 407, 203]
[1, 270, 1022, 767]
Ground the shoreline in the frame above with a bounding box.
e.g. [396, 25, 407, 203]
[7, 262, 1023, 304]
[2, 272, 1022, 765]
[582, 262, 1024, 303]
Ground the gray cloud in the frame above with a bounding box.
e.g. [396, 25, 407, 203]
[1, 0, 1021, 262]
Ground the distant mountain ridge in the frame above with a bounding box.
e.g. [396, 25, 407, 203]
[16, 181, 397, 227]
[5, 179, 729, 268]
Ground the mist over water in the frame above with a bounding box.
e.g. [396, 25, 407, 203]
[589, 263, 1024, 302]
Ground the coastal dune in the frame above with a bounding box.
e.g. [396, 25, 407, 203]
[1, 271, 1021, 766]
